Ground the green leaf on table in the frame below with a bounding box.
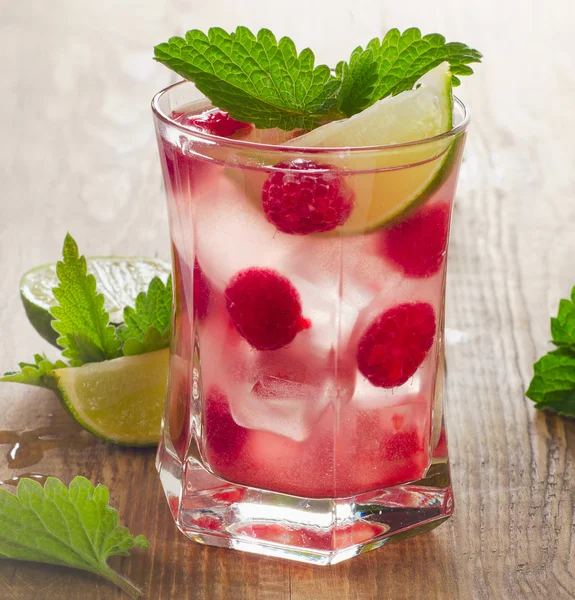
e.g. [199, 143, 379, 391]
[50, 234, 122, 366]
[336, 28, 482, 117]
[118, 275, 172, 355]
[526, 286, 575, 416]
[526, 349, 575, 416]
[154, 26, 341, 130]
[0, 476, 149, 598]
[551, 286, 575, 350]
[0, 354, 66, 390]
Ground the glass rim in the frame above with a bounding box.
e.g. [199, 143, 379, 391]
[151, 79, 470, 154]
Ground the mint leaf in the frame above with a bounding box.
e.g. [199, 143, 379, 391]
[154, 27, 481, 128]
[118, 276, 172, 355]
[0, 354, 66, 390]
[526, 349, 575, 416]
[335, 45, 380, 117]
[50, 234, 122, 366]
[122, 327, 172, 356]
[0, 476, 148, 598]
[336, 28, 482, 117]
[551, 286, 575, 350]
[154, 27, 341, 130]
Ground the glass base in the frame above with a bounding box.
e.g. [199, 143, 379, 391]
[157, 438, 453, 565]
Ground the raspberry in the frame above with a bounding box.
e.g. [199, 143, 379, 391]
[225, 268, 311, 350]
[193, 259, 212, 320]
[204, 387, 248, 465]
[261, 159, 353, 234]
[357, 302, 436, 388]
[174, 109, 253, 138]
[381, 203, 451, 277]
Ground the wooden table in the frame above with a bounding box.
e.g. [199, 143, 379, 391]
[2, 1, 575, 598]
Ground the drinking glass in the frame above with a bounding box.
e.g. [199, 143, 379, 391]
[152, 80, 468, 565]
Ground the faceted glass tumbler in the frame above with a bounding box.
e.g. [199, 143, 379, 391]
[152, 81, 468, 565]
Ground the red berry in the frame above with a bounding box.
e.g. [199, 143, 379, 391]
[193, 259, 212, 320]
[262, 160, 353, 234]
[357, 302, 436, 388]
[225, 268, 311, 350]
[174, 109, 253, 138]
[204, 387, 248, 465]
[381, 203, 451, 277]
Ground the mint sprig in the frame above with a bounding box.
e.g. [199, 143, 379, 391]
[118, 276, 173, 356]
[154, 26, 481, 130]
[336, 28, 482, 117]
[2, 233, 173, 386]
[51, 234, 122, 366]
[1, 354, 66, 389]
[0, 476, 148, 598]
[155, 27, 340, 130]
[550, 287, 575, 350]
[526, 286, 575, 416]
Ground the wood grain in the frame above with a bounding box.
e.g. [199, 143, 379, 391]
[1, 0, 575, 598]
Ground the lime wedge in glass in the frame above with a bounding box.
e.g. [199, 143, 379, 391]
[53, 348, 169, 446]
[285, 62, 456, 233]
[20, 257, 171, 346]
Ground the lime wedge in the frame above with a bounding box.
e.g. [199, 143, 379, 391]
[20, 257, 171, 347]
[286, 62, 455, 233]
[53, 348, 169, 446]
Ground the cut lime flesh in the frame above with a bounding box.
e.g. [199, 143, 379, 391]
[53, 348, 169, 446]
[285, 62, 455, 233]
[20, 257, 171, 347]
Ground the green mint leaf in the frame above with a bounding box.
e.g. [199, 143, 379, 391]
[335, 46, 380, 117]
[118, 275, 172, 355]
[0, 354, 66, 390]
[551, 286, 575, 350]
[526, 349, 575, 416]
[122, 327, 172, 356]
[0, 476, 149, 598]
[336, 28, 482, 117]
[50, 234, 122, 366]
[154, 27, 341, 130]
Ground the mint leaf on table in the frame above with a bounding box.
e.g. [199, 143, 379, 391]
[51, 234, 122, 366]
[526, 349, 575, 416]
[0, 476, 148, 598]
[118, 276, 172, 356]
[154, 26, 481, 129]
[526, 286, 575, 416]
[336, 28, 482, 117]
[0, 354, 66, 390]
[154, 27, 341, 130]
[550, 286, 575, 350]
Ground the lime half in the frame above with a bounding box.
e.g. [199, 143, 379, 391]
[21, 257, 171, 347]
[53, 348, 169, 446]
[286, 62, 455, 233]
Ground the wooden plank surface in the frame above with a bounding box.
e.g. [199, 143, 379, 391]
[1, 0, 575, 598]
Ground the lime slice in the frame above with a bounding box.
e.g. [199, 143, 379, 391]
[53, 348, 169, 446]
[21, 257, 171, 347]
[286, 62, 455, 233]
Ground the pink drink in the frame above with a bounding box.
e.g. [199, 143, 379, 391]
[154, 83, 467, 563]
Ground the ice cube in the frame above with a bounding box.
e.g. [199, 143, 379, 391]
[193, 175, 303, 289]
[225, 342, 356, 442]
